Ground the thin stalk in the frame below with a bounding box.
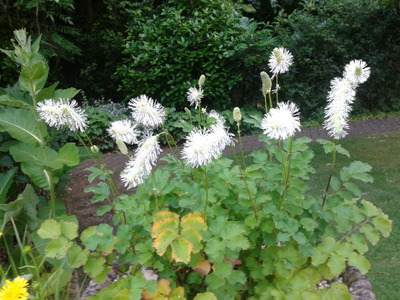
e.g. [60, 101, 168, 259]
[229, 144, 258, 221]
[277, 141, 288, 210]
[202, 166, 209, 220]
[275, 74, 279, 104]
[322, 146, 337, 208]
[281, 137, 293, 203]
[339, 219, 371, 243]
[237, 123, 247, 170]
[268, 92, 273, 110]
[263, 94, 268, 114]
[151, 173, 160, 211]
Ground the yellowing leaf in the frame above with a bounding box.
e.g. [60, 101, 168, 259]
[153, 228, 179, 256]
[181, 213, 207, 232]
[151, 217, 179, 238]
[193, 257, 211, 276]
[153, 211, 179, 223]
[171, 238, 193, 264]
[181, 227, 203, 253]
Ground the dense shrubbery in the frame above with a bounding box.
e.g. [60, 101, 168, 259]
[272, 0, 400, 120]
[116, 0, 275, 111]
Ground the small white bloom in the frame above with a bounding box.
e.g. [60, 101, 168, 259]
[142, 267, 158, 281]
[58, 99, 88, 132]
[37, 99, 62, 128]
[181, 128, 212, 168]
[343, 59, 371, 86]
[107, 120, 139, 144]
[208, 110, 225, 128]
[323, 77, 356, 139]
[268, 47, 294, 75]
[181, 125, 234, 168]
[37, 98, 88, 132]
[129, 95, 166, 128]
[187, 87, 204, 109]
[261, 102, 301, 140]
[120, 134, 161, 189]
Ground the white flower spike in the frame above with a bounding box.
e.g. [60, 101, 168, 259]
[107, 119, 139, 145]
[343, 59, 371, 86]
[187, 87, 204, 109]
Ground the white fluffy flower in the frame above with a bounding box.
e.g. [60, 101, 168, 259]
[181, 125, 234, 168]
[323, 77, 356, 139]
[107, 120, 139, 144]
[261, 102, 301, 140]
[268, 47, 294, 75]
[120, 135, 161, 189]
[208, 110, 225, 128]
[129, 95, 166, 128]
[37, 98, 88, 132]
[343, 59, 371, 86]
[187, 87, 204, 109]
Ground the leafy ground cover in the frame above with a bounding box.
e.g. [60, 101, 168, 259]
[307, 132, 400, 300]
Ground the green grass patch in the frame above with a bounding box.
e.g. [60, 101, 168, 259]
[308, 132, 400, 300]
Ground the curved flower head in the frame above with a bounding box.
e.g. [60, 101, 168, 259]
[187, 87, 204, 109]
[0, 276, 29, 300]
[129, 95, 166, 128]
[208, 110, 225, 128]
[37, 99, 87, 132]
[107, 119, 139, 145]
[268, 47, 294, 75]
[343, 59, 370, 86]
[120, 134, 161, 189]
[261, 102, 301, 140]
[323, 77, 356, 139]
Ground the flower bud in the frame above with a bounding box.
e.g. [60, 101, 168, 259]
[90, 145, 99, 154]
[260, 71, 272, 96]
[116, 139, 128, 155]
[233, 107, 242, 123]
[184, 107, 191, 116]
[198, 74, 206, 86]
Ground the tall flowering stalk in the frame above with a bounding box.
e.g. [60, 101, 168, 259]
[322, 60, 370, 207]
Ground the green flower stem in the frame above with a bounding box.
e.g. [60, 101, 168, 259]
[322, 144, 337, 208]
[237, 123, 247, 170]
[263, 94, 268, 114]
[151, 173, 160, 211]
[202, 166, 209, 220]
[281, 137, 294, 203]
[161, 130, 185, 170]
[275, 74, 279, 105]
[268, 92, 273, 110]
[138, 185, 150, 227]
[278, 140, 288, 210]
[229, 144, 259, 222]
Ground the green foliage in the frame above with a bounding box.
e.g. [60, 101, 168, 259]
[273, 0, 400, 120]
[116, 0, 275, 110]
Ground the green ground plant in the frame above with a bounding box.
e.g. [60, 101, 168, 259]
[0, 30, 393, 299]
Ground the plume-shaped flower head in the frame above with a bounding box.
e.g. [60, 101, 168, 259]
[343, 59, 371, 86]
[37, 98, 88, 132]
[129, 95, 166, 128]
[187, 87, 204, 109]
[107, 119, 139, 145]
[268, 47, 294, 75]
[261, 102, 301, 140]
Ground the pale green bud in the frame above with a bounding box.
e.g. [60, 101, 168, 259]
[184, 107, 191, 115]
[233, 107, 242, 123]
[260, 71, 272, 96]
[116, 139, 128, 155]
[198, 74, 206, 86]
[90, 145, 99, 154]
[273, 48, 285, 64]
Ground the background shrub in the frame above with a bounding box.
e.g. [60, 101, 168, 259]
[272, 0, 400, 121]
[116, 0, 275, 111]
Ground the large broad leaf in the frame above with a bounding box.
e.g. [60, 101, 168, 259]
[36, 83, 58, 103]
[0, 108, 47, 145]
[19, 60, 49, 93]
[0, 184, 39, 231]
[53, 88, 80, 100]
[55, 143, 79, 167]
[0, 94, 32, 109]
[10, 143, 61, 169]
[21, 163, 58, 190]
[0, 167, 17, 204]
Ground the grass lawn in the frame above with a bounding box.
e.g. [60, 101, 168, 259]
[308, 132, 400, 300]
